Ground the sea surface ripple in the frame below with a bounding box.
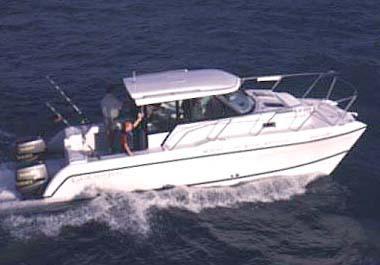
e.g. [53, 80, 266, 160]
[0, 1, 380, 264]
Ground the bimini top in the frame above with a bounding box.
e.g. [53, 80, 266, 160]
[123, 69, 241, 106]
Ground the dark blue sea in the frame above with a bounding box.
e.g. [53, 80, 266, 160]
[0, 1, 380, 264]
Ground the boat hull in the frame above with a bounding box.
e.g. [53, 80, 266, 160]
[43, 121, 366, 201]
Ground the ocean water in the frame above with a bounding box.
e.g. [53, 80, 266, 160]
[0, 1, 380, 264]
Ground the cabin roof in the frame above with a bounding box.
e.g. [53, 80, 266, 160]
[123, 69, 241, 106]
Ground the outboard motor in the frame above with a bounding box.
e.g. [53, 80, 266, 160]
[16, 161, 49, 199]
[14, 136, 46, 161]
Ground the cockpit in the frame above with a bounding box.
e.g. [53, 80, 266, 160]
[145, 90, 256, 135]
[64, 69, 262, 161]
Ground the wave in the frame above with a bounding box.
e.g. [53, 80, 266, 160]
[0, 162, 18, 202]
[0, 129, 15, 162]
[1, 173, 321, 239]
[0, 128, 15, 143]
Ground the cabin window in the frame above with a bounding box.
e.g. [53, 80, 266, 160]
[182, 96, 238, 121]
[146, 91, 256, 134]
[217, 91, 255, 115]
[146, 101, 181, 134]
[182, 97, 213, 122]
[181, 92, 256, 123]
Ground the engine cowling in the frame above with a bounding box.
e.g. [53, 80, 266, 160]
[15, 136, 46, 161]
[16, 161, 49, 199]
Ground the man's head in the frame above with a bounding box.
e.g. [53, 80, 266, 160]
[124, 121, 133, 132]
[106, 85, 116, 94]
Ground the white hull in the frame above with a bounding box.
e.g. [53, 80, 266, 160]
[43, 121, 365, 201]
[8, 70, 367, 205]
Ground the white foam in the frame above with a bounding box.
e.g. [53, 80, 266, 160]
[0, 162, 19, 201]
[0, 160, 64, 203]
[0, 128, 15, 139]
[1, 173, 321, 239]
[0, 128, 15, 144]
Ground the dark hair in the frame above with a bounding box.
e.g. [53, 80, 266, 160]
[123, 120, 133, 131]
[106, 85, 115, 94]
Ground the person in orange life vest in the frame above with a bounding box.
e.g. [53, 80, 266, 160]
[121, 112, 144, 156]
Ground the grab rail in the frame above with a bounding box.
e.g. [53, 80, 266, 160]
[162, 71, 358, 151]
[161, 121, 218, 150]
[242, 71, 358, 128]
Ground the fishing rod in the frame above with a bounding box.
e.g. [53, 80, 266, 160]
[45, 102, 71, 126]
[46, 75, 90, 124]
[45, 102, 100, 158]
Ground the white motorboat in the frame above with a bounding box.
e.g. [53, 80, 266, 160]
[6, 69, 366, 204]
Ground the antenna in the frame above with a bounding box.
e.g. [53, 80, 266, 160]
[132, 71, 137, 91]
[132, 71, 136, 82]
[46, 76, 90, 124]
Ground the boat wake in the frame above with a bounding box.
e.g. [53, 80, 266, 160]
[0, 128, 15, 142]
[0, 128, 16, 163]
[0, 173, 321, 239]
[0, 162, 18, 202]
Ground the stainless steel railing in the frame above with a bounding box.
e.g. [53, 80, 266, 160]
[242, 71, 358, 127]
[162, 71, 358, 150]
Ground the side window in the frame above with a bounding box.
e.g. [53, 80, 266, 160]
[217, 91, 255, 115]
[146, 92, 255, 134]
[182, 97, 213, 122]
[146, 102, 179, 134]
[204, 96, 235, 119]
[182, 96, 238, 121]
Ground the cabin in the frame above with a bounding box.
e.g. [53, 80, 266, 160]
[123, 69, 249, 150]
[61, 69, 353, 164]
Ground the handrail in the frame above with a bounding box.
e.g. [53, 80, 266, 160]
[242, 70, 358, 129]
[241, 71, 326, 83]
[326, 76, 337, 99]
[302, 73, 324, 98]
[208, 118, 232, 140]
[250, 112, 277, 136]
[160, 125, 177, 148]
[162, 71, 358, 150]
[161, 121, 219, 150]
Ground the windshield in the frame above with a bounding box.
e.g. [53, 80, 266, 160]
[218, 90, 255, 115]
